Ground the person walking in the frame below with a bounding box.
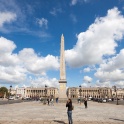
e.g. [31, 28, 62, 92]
[50, 98, 54, 106]
[56, 97, 59, 103]
[84, 98, 88, 108]
[47, 97, 50, 105]
[66, 98, 73, 124]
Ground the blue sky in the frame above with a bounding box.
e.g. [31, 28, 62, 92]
[0, 0, 124, 89]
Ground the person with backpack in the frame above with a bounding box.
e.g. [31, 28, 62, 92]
[66, 98, 73, 124]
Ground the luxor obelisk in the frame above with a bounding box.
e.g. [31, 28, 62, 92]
[59, 34, 67, 99]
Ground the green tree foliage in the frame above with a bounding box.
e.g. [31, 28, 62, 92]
[0, 87, 8, 98]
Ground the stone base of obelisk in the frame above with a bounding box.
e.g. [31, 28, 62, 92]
[58, 98, 78, 103]
[58, 98, 68, 103]
[59, 80, 67, 101]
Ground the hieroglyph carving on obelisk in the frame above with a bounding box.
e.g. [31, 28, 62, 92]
[60, 34, 66, 80]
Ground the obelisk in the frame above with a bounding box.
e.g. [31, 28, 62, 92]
[59, 34, 67, 99]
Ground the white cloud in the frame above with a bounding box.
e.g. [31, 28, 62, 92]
[70, 0, 89, 5]
[0, 37, 26, 84]
[83, 65, 96, 72]
[94, 49, 124, 84]
[95, 69, 124, 82]
[99, 49, 124, 72]
[0, 12, 17, 32]
[30, 77, 59, 88]
[71, 0, 78, 5]
[0, 36, 59, 86]
[65, 7, 124, 67]
[18, 48, 59, 74]
[50, 8, 63, 16]
[0, 37, 19, 66]
[81, 82, 88, 87]
[36, 18, 48, 29]
[83, 76, 92, 83]
[95, 80, 124, 88]
[70, 14, 77, 23]
[0, 1, 50, 37]
[83, 67, 90, 72]
[115, 81, 124, 88]
[95, 80, 112, 88]
[0, 12, 16, 28]
[0, 65, 26, 84]
[0, 0, 21, 14]
[22, 84, 29, 88]
[0, 37, 16, 53]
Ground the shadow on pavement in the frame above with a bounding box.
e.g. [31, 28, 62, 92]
[109, 118, 124, 122]
[54, 120, 66, 124]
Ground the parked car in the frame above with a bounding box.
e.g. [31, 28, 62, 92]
[98, 98, 103, 103]
[39, 97, 44, 101]
[23, 97, 31, 100]
[26, 97, 31, 100]
[108, 98, 112, 102]
[9, 96, 14, 100]
[91, 97, 94, 100]
[88, 97, 92, 101]
[94, 98, 98, 102]
[102, 99, 107, 103]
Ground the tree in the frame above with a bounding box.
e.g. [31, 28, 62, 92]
[0, 87, 8, 98]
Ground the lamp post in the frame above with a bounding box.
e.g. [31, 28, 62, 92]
[24, 88, 25, 101]
[8, 85, 12, 102]
[98, 88, 102, 103]
[79, 85, 82, 104]
[10, 85, 12, 95]
[105, 87, 108, 102]
[112, 86, 118, 105]
[44, 85, 47, 104]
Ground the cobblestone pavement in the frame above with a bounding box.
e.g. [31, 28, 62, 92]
[0, 101, 124, 124]
[108, 100, 124, 106]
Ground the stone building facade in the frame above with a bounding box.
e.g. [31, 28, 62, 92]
[10, 88, 16, 95]
[25, 87, 59, 99]
[112, 88, 124, 99]
[15, 87, 124, 99]
[16, 87, 25, 98]
[67, 87, 112, 99]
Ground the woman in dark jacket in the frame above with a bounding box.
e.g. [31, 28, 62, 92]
[66, 99, 73, 124]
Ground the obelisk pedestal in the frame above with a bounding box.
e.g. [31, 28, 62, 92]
[59, 80, 67, 99]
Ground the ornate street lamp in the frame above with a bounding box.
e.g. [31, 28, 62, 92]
[8, 85, 12, 102]
[43, 85, 47, 104]
[10, 85, 12, 94]
[79, 85, 82, 104]
[112, 86, 118, 105]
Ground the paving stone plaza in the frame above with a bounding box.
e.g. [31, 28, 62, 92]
[0, 101, 124, 124]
